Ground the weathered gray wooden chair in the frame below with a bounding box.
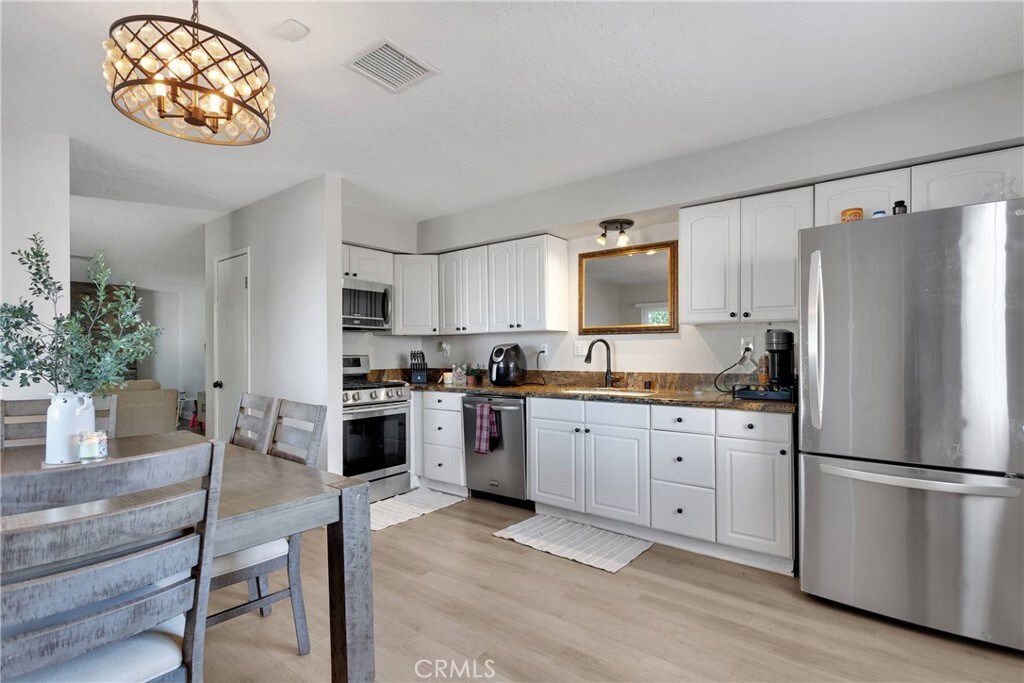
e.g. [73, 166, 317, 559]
[208, 399, 327, 656]
[1, 397, 118, 448]
[0, 440, 225, 682]
[229, 392, 276, 452]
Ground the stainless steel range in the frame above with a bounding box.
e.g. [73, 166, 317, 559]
[341, 355, 411, 501]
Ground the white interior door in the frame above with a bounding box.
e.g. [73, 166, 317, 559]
[214, 252, 249, 440]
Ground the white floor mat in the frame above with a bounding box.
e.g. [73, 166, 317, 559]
[370, 488, 465, 531]
[494, 514, 652, 573]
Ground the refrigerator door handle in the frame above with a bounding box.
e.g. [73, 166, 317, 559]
[807, 250, 824, 428]
[820, 464, 1022, 498]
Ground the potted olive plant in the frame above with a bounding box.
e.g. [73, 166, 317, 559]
[1, 234, 160, 465]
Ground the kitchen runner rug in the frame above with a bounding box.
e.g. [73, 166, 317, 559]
[370, 488, 465, 531]
[493, 514, 652, 573]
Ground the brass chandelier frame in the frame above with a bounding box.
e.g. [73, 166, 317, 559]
[104, 2, 273, 146]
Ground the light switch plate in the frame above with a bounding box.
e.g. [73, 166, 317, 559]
[573, 341, 588, 357]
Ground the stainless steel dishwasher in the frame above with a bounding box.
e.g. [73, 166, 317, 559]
[462, 395, 527, 500]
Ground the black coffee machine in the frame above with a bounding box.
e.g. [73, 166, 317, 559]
[734, 328, 795, 402]
[489, 343, 528, 387]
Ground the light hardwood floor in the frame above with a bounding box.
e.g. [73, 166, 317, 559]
[205, 497, 1023, 682]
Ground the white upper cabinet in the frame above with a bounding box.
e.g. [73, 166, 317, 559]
[393, 255, 439, 336]
[911, 147, 1024, 212]
[680, 188, 810, 324]
[345, 245, 394, 285]
[814, 168, 911, 226]
[679, 200, 741, 323]
[460, 246, 489, 334]
[739, 187, 812, 322]
[488, 241, 517, 332]
[438, 251, 461, 335]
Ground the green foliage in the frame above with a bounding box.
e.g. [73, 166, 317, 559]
[0, 233, 161, 395]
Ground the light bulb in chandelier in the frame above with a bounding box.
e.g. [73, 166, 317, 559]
[616, 229, 630, 247]
[596, 231, 607, 246]
[104, 0, 274, 145]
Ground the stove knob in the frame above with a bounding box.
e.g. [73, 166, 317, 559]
[386, 389, 394, 398]
[370, 391, 379, 400]
[342, 393, 350, 403]
[351, 392, 361, 402]
[395, 388, 404, 398]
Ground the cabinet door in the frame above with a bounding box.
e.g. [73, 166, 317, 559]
[911, 147, 1024, 212]
[423, 443, 465, 486]
[715, 437, 792, 558]
[488, 241, 518, 332]
[584, 424, 650, 526]
[348, 245, 394, 285]
[516, 235, 546, 331]
[814, 169, 911, 226]
[393, 255, 439, 335]
[739, 187, 811, 322]
[529, 418, 584, 511]
[679, 200, 741, 323]
[341, 244, 351, 276]
[438, 251, 462, 334]
[460, 246, 489, 334]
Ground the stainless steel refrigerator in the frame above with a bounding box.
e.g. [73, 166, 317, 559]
[799, 199, 1023, 650]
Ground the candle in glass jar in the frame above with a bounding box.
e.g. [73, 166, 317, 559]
[78, 432, 100, 460]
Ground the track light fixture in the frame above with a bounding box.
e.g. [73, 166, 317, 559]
[598, 218, 634, 248]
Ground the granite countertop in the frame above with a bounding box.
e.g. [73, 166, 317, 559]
[407, 382, 796, 414]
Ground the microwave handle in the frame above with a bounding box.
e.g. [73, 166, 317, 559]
[382, 288, 393, 326]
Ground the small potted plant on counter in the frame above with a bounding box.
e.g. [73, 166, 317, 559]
[0, 234, 161, 465]
[465, 366, 486, 387]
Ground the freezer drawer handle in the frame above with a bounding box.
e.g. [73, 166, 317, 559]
[819, 464, 1021, 498]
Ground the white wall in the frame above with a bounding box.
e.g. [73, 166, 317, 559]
[419, 72, 1024, 252]
[1, 121, 71, 399]
[178, 287, 205, 397]
[136, 288, 182, 391]
[204, 176, 332, 442]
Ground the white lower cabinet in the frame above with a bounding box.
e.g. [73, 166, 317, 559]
[423, 443, 465, 486]
[420, 391, 466, 487]
[715, 437, 792, 558]
[529, 417, 585, 512]
[584, 424, 650, 526]
[650, 481, 715, 542]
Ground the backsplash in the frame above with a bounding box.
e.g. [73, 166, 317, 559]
[371, 368, 756, 393]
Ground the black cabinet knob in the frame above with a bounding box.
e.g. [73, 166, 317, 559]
[437, 399, 442, 403]
[584, 428, 591, 433]
[213, 380, 224, 389]
[437, 426, 442, 430]
[742, 312, 750, 318]
[746, 423, 755, 429]
[509, 324, 514, 328]
[437, 463, 443, 467]
[516, 324, 522, 328]
[675, 456, 683, 462]
[574, 428, 581, 433]
[729, 312, 737, 318]
[352, 273, 358, 277]
[432, 328, 437, 332]
[344, 272, 350, 276]
[676, 508, 683, 514]
[675, 417, 683, 423]
[780, 449, 787, 455]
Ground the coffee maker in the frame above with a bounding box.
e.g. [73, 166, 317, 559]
[734, 328, 795, 402]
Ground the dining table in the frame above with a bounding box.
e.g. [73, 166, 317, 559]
[0, 431, 375, 683]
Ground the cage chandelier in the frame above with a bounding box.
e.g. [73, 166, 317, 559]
[103, 0, 275, 145]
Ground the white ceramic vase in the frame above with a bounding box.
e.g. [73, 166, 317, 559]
[45, 392, 95, 466]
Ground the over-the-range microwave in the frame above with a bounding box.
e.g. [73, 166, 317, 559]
[342, 280, 392, 330]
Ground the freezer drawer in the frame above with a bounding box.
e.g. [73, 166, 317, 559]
[800, 454, 1023, 650]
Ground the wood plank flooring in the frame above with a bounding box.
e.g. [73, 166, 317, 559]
[205, 497, 1023, 682]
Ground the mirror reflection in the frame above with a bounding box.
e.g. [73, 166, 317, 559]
[579, 241, 677, 334]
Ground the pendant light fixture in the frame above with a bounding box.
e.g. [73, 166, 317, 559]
[598, 218, 633, 247]
[103, 0, 275, 145]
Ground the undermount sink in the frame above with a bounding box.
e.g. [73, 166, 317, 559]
[560, 388, 654, 397]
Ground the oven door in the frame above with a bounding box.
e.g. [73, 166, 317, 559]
[341, 403, 409, 480]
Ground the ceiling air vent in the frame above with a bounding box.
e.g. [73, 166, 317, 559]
[345, 40, 438, 93]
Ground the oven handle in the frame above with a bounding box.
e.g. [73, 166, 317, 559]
[342, 404, 410, 420]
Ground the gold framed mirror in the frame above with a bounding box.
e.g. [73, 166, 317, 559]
[578, 240, 678, 335]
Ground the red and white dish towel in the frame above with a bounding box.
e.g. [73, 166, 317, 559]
[474, 404, 501, 454]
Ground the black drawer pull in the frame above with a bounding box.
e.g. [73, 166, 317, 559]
[675, 508, 683, 514]
[437, 463, 443, 467]
[746, 423, 755, 429]
[780, 449, 787, 455]
[675, 417, 683, 423]
[437, 399, 443, 403]
[574, 428, 581, 433]
[437, 426, 443, 430]
[675, 456, 683, 462]
[584, 428, 590, 433]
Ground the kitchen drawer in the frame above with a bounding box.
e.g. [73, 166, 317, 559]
[585, 401, 649, 429]
[423, 443, 464, 486]
[529, 397, 584, 423]
[651, 431, 715, 488]
[423, 391, 463, 412]
[651, 405, 714, 434]
[422, 409, 463, 448]
[716, 409, 791, 443]
[650, 480, 716, 542]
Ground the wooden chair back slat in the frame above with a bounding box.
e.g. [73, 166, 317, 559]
[266, 400, 327, 468]
[1, 399, 52, 417]
[1, 399, 49, 450]
[0, 442, 224, 681]
[2, 534, 200, 625]
[230, 393, 275, 453]
[1, 579, 195, 679]
[3, 421, 48, 441]
[1, 443, 215, 514]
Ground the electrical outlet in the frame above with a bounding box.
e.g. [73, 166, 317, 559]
[539, 343, 549, 355]
[573, 341, 588, 357]
[439, 341, 450, 358]
[740, 337, 754, 355]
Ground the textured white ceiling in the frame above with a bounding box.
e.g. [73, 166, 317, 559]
[70, 196, 221, 291]
[4, 2, 1022, 221]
